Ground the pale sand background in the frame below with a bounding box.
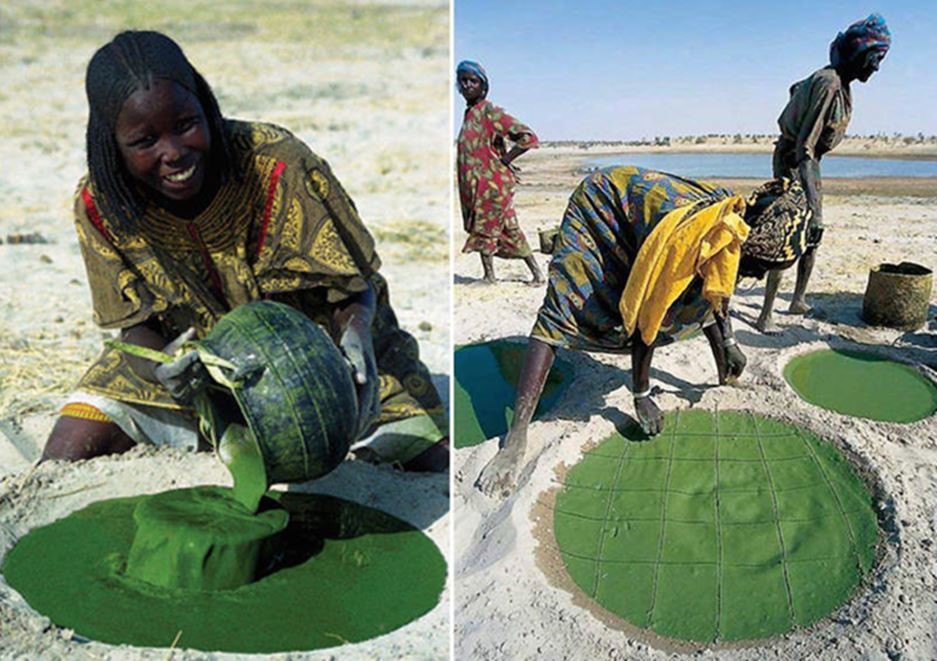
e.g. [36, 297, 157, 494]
[0, 1, 450, 658]
[453, 145, 937, 659]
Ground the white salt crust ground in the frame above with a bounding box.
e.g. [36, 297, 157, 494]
[453, 147, 937, 659]
[0, 0, 450, 658]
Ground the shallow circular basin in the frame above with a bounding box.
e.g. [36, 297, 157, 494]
[1, 488, 446, 653]
[454, 340, 572, 448]
[554, 410, 879, 643]
[784, 349, 937, 423]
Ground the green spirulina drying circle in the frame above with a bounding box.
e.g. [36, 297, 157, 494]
[784, 348, 937, 423]
[454, 340, 573, 448]
[1, 487, 446, 653]
[554, 410, 879, 643]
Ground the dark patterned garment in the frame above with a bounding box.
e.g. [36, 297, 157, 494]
[457, 99, 538, 257]
[742, 178, 810, 268]
[773, 66, 852, 177]
[74, 121, 443, 428]
[773, 66, 853, 249]
[531, 166, 734, 352]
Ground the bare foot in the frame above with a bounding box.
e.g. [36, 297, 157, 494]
[755, 315, 781, 335]
[524, 256, 544, 286]
[481, 275, 497, 284]
[789, 298, 811, 315]
[476, 444, 523, 497]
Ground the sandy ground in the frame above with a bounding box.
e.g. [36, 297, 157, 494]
[453, 146, 937, 659]
[0, 1, 450, 659]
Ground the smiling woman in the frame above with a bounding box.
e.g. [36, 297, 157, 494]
[42, 30, 447, 472]
[114, 79, 213, 207]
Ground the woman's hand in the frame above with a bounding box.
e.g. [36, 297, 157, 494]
[154, 328, 209, 404]
[724, 342, 747, 385]
[339, 322, 380, 438]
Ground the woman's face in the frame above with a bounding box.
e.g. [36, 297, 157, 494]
[115, 79, 211, 203]
[856, 50, 885, 83]
[458, 71, 485, 104]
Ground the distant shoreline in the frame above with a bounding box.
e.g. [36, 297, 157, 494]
[538, 138, 937, 161]
[521, 147, 937, 197]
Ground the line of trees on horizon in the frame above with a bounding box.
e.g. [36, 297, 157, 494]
[543, 132, 937, 148]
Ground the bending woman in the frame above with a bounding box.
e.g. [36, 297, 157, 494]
[43, 31, 447, 471]
[477, 166, 809, 496]
[756, 13, 890, 333]
[456, 60, 543, 284]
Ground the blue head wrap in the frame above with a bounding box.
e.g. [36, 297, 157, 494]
[829, 13, 891, 69]
[456, 60, 489, 95]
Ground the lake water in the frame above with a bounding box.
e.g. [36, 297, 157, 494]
[585, 152, 937, 178]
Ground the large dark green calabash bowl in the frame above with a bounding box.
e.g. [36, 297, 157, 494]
[200, 301, 358, 483]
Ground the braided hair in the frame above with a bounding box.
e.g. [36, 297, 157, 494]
[84, 31, 235, 229]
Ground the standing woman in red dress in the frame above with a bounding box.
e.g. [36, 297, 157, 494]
[456, 60, 543, 284]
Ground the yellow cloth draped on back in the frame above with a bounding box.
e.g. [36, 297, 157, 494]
[619, 195, 749, 345]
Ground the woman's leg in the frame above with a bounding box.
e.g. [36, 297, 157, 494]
[42, 416, 136, 461]
[756, 269, 784, 334]
[523, 255, 544, 284]
[789, 247, 816, 314]
[480, 253, 496, 283]
[476, 338, 555, 496]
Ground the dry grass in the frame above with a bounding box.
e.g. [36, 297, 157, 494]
[0, 333, 95, 419]
[373, 219, 446, 261]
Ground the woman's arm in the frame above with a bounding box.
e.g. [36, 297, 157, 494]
[631, 334, 662, 435]
[797, 158, 823, 242]
[331, 282, 380, 438]
[120, 320, 170, 382]
[792, 75, 839, 239]
[488, 103, 539, 164]
[500, 144, 530, 168]
[120, 320, 206, 404]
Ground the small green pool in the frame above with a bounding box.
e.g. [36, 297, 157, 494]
[554, 410, 879, 643]
[454, 340, 572, 448]
[2, 489, 446, 653]
[784, 349, 937, 423]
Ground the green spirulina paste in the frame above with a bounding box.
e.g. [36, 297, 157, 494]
[454, 340, 573, 448]
[784, 349, 937, 423]
[217, 421, 269, 513]
[125, 487, 288, 591]
[554, 410, 880, 643]
[2, 488, 446, 653]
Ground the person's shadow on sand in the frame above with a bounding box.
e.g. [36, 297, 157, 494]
[732, 291, 937, 369]
[453, 274, 484, 285]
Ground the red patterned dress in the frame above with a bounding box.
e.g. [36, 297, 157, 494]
[457, 99, 539, 257]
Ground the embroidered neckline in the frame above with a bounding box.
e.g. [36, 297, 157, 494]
[138, 155, 279, 253]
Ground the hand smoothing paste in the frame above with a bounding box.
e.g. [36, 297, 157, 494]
[2, 488, 446, 653]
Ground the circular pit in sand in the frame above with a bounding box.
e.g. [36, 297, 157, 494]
[454, 340, 572, 448]
[553, 410, 880, 643]
[784, 348, 937, 423]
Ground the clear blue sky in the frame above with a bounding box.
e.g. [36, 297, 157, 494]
[454, 1, 936, 141]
